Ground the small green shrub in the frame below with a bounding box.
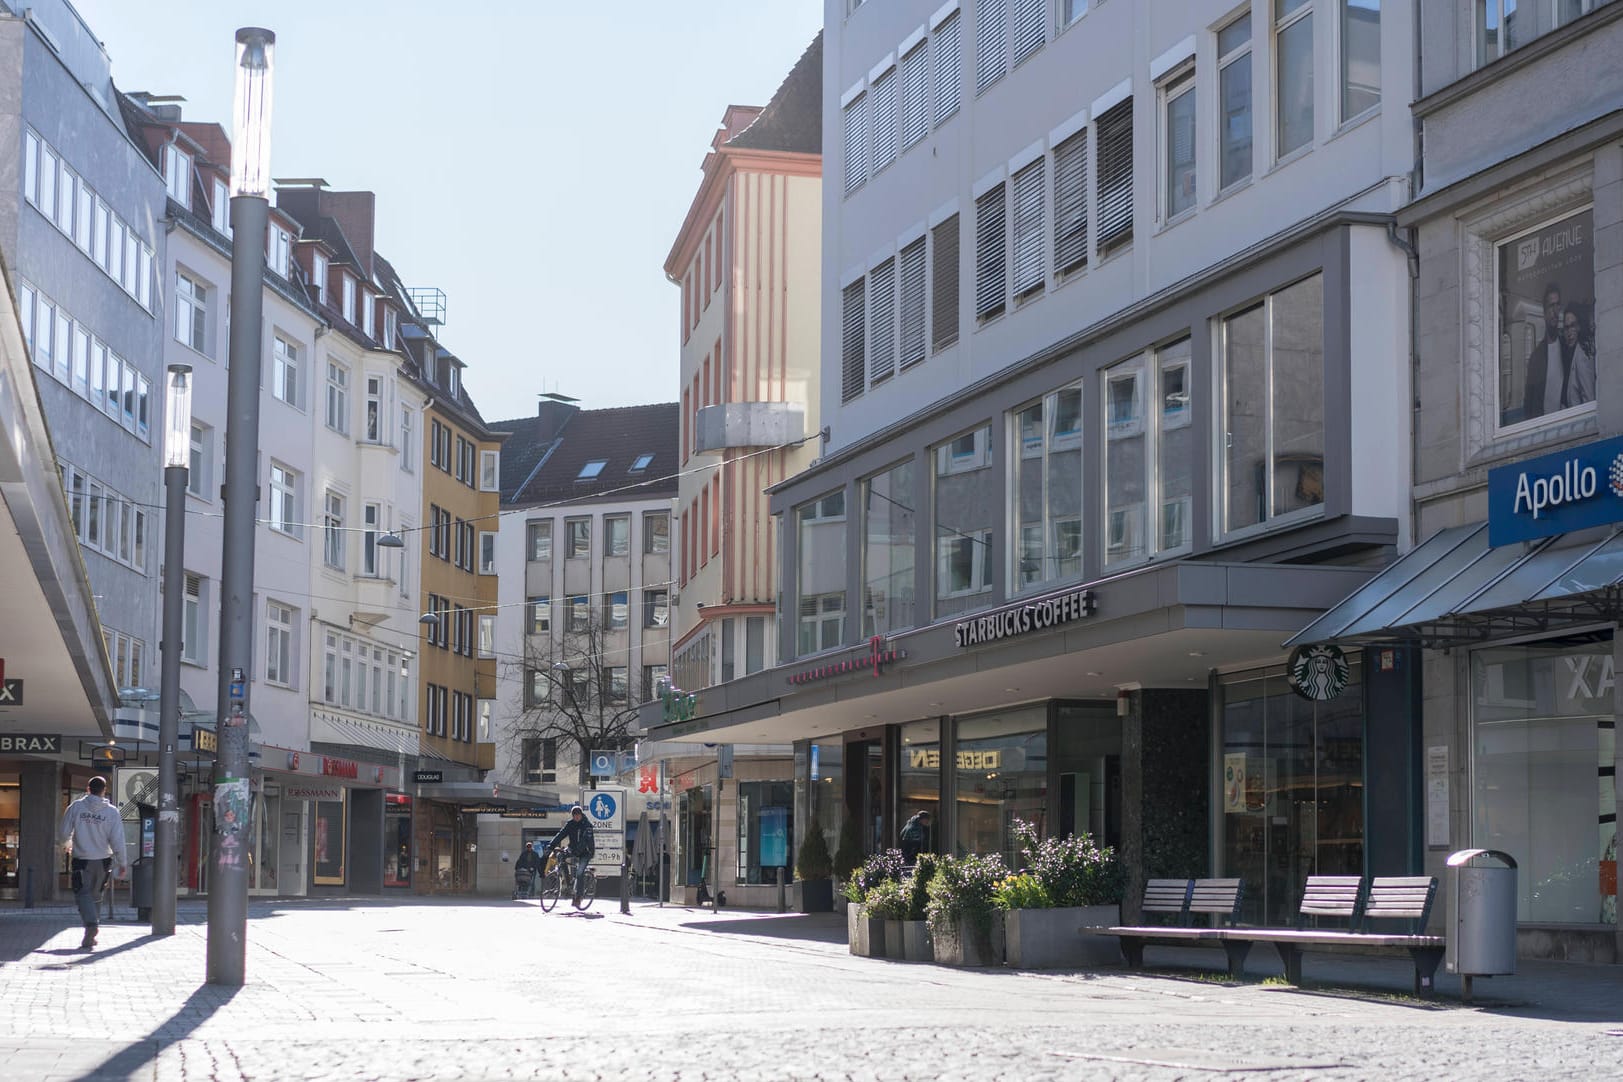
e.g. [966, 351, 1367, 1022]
[794, 826, 832, 882]
[925, 852, 1007, 935]
[993, 871, 1051, 911]
[1011, 819, 1125, 908]
[906, 853, 936, 922]
[864, 877, 910, 921]
[832, 818, 865, 884]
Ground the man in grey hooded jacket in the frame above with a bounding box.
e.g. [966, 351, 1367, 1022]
[58, 776, 129, 949]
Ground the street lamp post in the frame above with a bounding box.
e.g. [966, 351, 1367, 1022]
[154, 364, 192, 937]
[207, 26, 275, 987]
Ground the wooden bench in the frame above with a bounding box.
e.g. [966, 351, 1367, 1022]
[1224, 876, 1446, 996]
[1087, 878, 1249, 976]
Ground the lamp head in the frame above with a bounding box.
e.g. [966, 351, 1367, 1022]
[230, 27, 276, 197]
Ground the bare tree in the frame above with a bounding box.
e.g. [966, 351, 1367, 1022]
[501, 606, 639, 789]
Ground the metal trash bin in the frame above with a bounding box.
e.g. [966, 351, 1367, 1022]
[130, 857, 153, 921]
[1446, 848, 1516, 1001]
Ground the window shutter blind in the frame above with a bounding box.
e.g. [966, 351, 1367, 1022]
[974, 184, 1007, 321]
[931, 214, 960, 351]
[976, 0, 1008, 93]
[870, 69, 898, 173]
[1012, 0, 1045, 65]
[900, 43, 929, 149]
[898, 238, 927, 369]
[841, 278, 867, 402]
[1095, 99, 1134, 251]
[868, 257, 897, 384]
[1052, 132, 1089, 275]
[934, 13, 962, 124]
[843, 93, 868, 196]
[1011, 160, 1045, 298]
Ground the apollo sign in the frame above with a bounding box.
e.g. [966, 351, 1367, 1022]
[1489, 436, 1623, 546]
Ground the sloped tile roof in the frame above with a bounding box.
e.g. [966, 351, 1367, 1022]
[491, 403, 679, 507]
[725, 32, 822, 155]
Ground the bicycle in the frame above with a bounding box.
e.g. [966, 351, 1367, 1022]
[540, 851, 598, 912]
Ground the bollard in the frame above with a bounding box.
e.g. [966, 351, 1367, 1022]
[620, 856, 630, 915]
[777, 867, 786, 913]
[24, 866, 34, 909]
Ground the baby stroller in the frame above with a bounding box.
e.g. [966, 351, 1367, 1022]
[512, 867, 538, 899]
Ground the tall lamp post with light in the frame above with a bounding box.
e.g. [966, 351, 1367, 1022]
[153, 364, 192, 938]
[207, 26, 275, 987]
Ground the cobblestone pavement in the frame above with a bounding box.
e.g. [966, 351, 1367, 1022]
[3, 897, 1620, 1080]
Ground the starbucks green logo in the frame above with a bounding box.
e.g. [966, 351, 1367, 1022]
[1288, 644, 1349, 702]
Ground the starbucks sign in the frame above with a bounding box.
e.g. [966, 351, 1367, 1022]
[1287, 644, 1350, 702]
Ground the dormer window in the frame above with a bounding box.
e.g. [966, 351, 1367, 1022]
[577, 460, 606, 480]
[268, 226, 292, 278]
[210, 178, 230, 236]
[311, 251, 328, 305]
[382, 305, 396, 349]
[361, 288, 375, 338]
[447, 363, 460, 396]
[341, 274, 357, 324]
[629, 454, 653, 473]
[163, 145, 191, 210]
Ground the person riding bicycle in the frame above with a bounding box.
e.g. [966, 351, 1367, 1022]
[549, 804, 596, 908]
[513, 841, 543, 898]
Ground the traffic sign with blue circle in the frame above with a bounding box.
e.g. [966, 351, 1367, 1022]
[588, 792, 617, 822]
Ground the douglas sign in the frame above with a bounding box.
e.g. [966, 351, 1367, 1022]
[1488, 436, 1623, 547]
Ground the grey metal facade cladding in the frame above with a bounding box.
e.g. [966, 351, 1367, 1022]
[0, 11, 167, 689]
[770, 221, 1372, 667]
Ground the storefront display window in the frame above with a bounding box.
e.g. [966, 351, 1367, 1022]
[250, 790, 279, 893]
[680, 786, 713, 887]
[862, 461, 917, 637]
[899, 719, 941, 852]
[0, 774, 18, 898]
[1472, 633, 1616, 926]
[737, 780, 793, 884]
[1495, 208, 1595, 431]
[934, 425, 996, 617]
[1220, 661, 1363, 925]
[385, 794, 412, 887]
[796, 491, 848, 656]
[313, 796, 346, 885]
[1011, 385, 1082, 590]
[954, 707, 1047, 867]
[809, 741, 844, 859]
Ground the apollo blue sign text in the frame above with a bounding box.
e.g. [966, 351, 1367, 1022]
[1488, 436, 1623, 546]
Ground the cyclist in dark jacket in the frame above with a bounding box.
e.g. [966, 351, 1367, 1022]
[550, 805, 596, 907]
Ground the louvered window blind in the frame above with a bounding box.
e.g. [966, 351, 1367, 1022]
[841, 278, 867, 401]
[843, 93, 868, 196]
[898, 238, 927, 369]
[931, 214, 960, 351]
[1052, 132, 1089, 275]
[900, 43, 929, 148]
[975, 0, 1007, 94]
[870, 68, 898, 173]
[975, 184, 1007, 321]
[934, 13, 962, 124]
[1012, 0, 1045, 65]
[1095, 99, 1134, 252]
[868, 257, 897, 385]
[1011, 161, 1045, 299]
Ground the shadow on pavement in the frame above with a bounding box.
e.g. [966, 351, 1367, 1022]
[72, 984, 239, 1082]
[678, 915, 847, 945]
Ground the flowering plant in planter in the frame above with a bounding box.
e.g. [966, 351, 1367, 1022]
[906, 853, 936, 921]
[846, 847, 907, 902]
[925, 852, 1008, 934]
[863, 876, 911, 920]
[993, 871, 1051, 911]
[1011, 819, 1124, 908]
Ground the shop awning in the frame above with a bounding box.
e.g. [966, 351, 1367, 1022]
[310, 711, 418, 757]
[1286, 523, 1623, 648]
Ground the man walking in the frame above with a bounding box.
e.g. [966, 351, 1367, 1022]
[58, 776, 128, 949]
[899, 810, 932, 864]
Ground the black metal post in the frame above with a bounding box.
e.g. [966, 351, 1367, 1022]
[153, 462, 186, 936]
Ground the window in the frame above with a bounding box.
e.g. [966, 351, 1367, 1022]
[478, 531, 496, 574]
[842, 91, 868, 196]
[1218, 15, 1254, 190]
[323, 490, 346, 570]
[1471, 0, 1601, 68]
[566, 517, 591, 558]
[862, 460, 917, 636]
[607, 591, 630, 630]
[976, 0, 1008, 93]
[841, 277, 867, 402]
[1012, 386, 1082, 588]
[1095, 98, 1134, 254]
[361, 502, 382, 577]
[211, 178, 230, 236]
[644, 589, 670, 628]
[528, 596, 551, 635]
[181, 574, 206, 665]
[164, 145, 191, 209]
[400, 407, 415, 471]
[1010, 161, 1045, 300]
[605, 515, 631, 557]
[360, 288, 375, 338]
[870, 65, 898, 174]
[477, 614, 495, 659]
[266, 601, 295, 687]
[1276, 0, 1315, 157]
[934, 426, 994, 616]
[311, 251, 328, 305]
[934, 11, 962, 124]
[899, 41, 929, 149]
[269, 464, 299, 536]
[75, 184, 92, 252]
[1341, 1, 1380, 120]
[325, 362, 350, 434]
[796, 490, 848, 655]
[897, 238, 927, 370]
[341, 274, 357, 324]
[1495, 208, 1596, 430]
[578, 459, 607, 480]
[527, 520, 553, 561]
[176, 272, 207, 353]
[364, 376, 384, 441]
[187, 423, 210, 498]
[868, 257, 897, 384]
[1011, 0, 1045, 65]
[269, 226, 292, 278]
[1104, 338, 1193, 565]
[1063, 0, 1088, 26]
[606, 667, 629, 704]
[272, 336, 299, 406]
[932, 213, 960, 351]
[643, 664, 669, 703]
[799, 593, 847, 656]
[569, 595, 590, 632]
[1162, 72, 1197, 219]
[628, 453, 653, 474]
[974, 183, 1007, 321]
[1220, 274, 1325, 535]
[480, 449, 500, 491]
[644, 512, 670, 554]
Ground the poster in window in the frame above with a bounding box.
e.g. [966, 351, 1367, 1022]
[1498, 208, 1595, 428]
[759, 806, 789, 869]
[313, 796, 346, 885]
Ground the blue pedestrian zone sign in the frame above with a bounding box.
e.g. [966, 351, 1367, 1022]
[588, 792, 617, 822]
[583, 788, 625, 870]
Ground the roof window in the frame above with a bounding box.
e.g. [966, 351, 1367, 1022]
[577, 460, 607, 480]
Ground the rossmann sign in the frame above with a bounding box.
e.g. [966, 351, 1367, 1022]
[1488, 435, 1623, 546]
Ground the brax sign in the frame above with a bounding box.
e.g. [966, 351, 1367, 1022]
[954, 589, 1097, 648]
[0, 733, 60, 754]
[1488, 435, 1623, 546]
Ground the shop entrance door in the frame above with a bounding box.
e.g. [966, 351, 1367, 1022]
[847, 741, 886, 854]
[279, 803, 307, 894]
[680, 786, 713, 888]
[1054, 702, 1122, 850]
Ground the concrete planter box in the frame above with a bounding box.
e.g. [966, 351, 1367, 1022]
[882, 920, 908, 960]
[847, 905, 887, 957]
[898, 919, 933, 963]
[930, 911, 1005, 967]
[1005, 904, 1121, 969]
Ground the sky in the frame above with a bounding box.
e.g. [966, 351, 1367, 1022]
[70, 0, 824, 422]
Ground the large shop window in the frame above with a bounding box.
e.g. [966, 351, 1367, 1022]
[1220, 662, 1364, 926]
[862, 461, 917, 637]
[809, 741, 845, 861]
[899, 718, 941, 852]
[1103, 337, 1194, 566]
[955, 708, 1048, 867]
[1220, 273, 1324, 536]
[1472, 633, 1616, 926]
[1012, 385, 1082, 590]
[1494, 208, 1596, 433]
[737, 780, 794, 885]
[313, 796, 346, 886]
[796, 491, 848, 656]
[934, 425, 996, 617]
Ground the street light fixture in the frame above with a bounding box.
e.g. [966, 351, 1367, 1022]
[377, 532, 405, 549]
[208, 26, 276, 988]
[153, 364, 191, 938]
